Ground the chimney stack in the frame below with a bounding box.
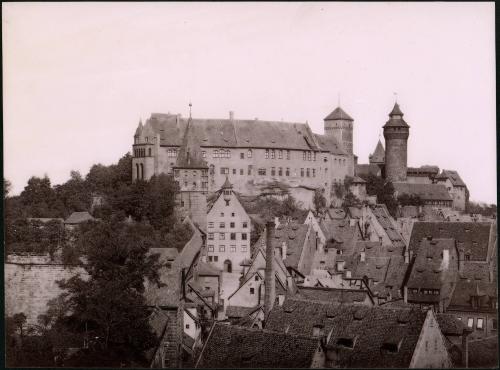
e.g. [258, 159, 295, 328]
[229, 111, 234, 120]
[264, 221, 276, 318]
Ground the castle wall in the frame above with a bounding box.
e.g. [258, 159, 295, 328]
[5, 257, 87, 325]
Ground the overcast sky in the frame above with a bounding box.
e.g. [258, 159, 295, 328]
[3, 2, 496, 204]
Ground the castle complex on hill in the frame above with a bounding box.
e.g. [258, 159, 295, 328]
[131, 101, 468, 224]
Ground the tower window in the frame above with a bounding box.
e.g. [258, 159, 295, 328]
[219, 233, 225, 240]
[301, 168, 304, 177]
[306, 168, 310, 177]
[148, 148, 152, 156]
[303, 151, 307, 161]
[271, 149, 275, 159]
[265, 149, 269, 159]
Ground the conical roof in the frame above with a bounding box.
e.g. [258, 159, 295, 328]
[175, 117, 208, 169]
[369, 140, 385, 164]
[324, 106, 354, 121]
[383, 103, 409, 128]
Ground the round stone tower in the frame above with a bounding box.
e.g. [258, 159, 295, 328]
[383, 102, 410, 182]
[324, 106, 354, 155]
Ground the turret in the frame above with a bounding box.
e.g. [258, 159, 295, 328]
[383, 102, 410, 182]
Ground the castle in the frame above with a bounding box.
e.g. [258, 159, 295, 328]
[132, 101, 468, 220]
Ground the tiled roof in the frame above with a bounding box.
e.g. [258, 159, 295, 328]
[393, 182, 452, 202]
[313, 133, 348, 155]
[327, 208, 347, 220]
[435, 170, 467, 188]
[448, 279, 497, 309]
[324, 106, 354, 121]
[383, 103, 409, 128]
[326, 305, 428, 368]
[406, 238, 458, 303]
[468, 337, 499, 368]
[369, 140, 385, 164]
[64, 211, 95, 224]
[355, 164, 382, 177]
[321, 219, 360, 252]
[407, 165, 440, 176]
[408, 222, 492, 260]
[177, 223, 203, 269]
[273, 223, 310, 270]
[371, 205, 405, 247]
[436, 313, 467, 336]
[196, 323, 320, 368]
[146, 113, 340, 153]
[296, 286, 372, 304]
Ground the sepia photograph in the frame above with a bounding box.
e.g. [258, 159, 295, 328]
[2, 2, 497, 368]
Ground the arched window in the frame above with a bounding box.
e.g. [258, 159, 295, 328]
[136, 163, 140, 179]
[247, 149, 252, 158]
[140, 163, 144, 180]
[148, 148, 152, 157]
[214, 150, 219, 158]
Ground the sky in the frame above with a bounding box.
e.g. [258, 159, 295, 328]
[3, 2, 496, 204]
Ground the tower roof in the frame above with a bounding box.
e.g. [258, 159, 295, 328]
[134, 120, 143, 136]
[324, 106, 354, 121]
[369, 139, 385, 164]
[383, 103, 409, 128]
[175, 117, 208, 169]
[221, 176, 233, 190]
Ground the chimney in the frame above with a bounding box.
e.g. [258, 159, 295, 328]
[229, 111, 234, 120]
[264, 221, 276, 318]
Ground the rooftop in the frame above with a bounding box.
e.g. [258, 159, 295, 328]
[324, 106, 354, 121]
[64, 211, 95, 225]
[393, 183, 452, 202]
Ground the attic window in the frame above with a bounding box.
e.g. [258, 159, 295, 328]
[337, 337, 355, 349]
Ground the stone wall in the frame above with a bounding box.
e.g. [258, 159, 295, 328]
[385, 138, 408, 182]
[5, 256, 87, 325]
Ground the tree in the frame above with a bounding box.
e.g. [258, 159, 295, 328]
[56, 219, 162, 366]
[342, 190, 361, 208]
[397, 193, 423, 207]
[359, 173, 398, 217]
[54, 170, 91, 216]
[313, 190, 327, 211]
[4, 178, 12, 198]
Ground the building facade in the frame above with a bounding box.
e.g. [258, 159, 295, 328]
[132, 108, 354, 205]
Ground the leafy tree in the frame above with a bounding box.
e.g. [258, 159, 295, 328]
[359, 173, 398, 217]
[159, 221, 194, 251]
[4, 178, 12, 198]
[54, 170, 91, 216]
[56, 219, 163, 366]
[342, 190, 361, 208]
[397, 193, 423, 207]
[313, 190, 327, 211]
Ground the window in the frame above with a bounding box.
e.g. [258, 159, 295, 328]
[278, 167, 283, 176]
[465, 254, 471, 261]
[208, 222, 214, 228]
[240, 169, 244, 175]
[208, 256, 213, 262]
[286, 150, 290, 160]
[220, 222, 225, 228]
[250, 288, 255, 294]
[243, 222, 248, 228]
[202, 151, 206, 158]
[231, 213, 235, 217]
[301, 168, 304, 177]
[219, 245, 225, 252]
[247, 149, 252, 158]
[265, 149, 269, 159]
[457, 317, 462, 321]
[208, 233, 214, 240]
[219, 233, 225, 240]
[286, 168, 290, 176]
[258, 168, 266, 176]
[230, 246, 236, 252]
[303, 151, 307, 161]
[242, 233, 248, 240]
[232, 168, 236, 174]
[214, 256, 218, 262]
[467, 318, 474, 328]
[202, 182, 208, 189]
[313, 152, 316, 161]
[278, 150, 283, 159]
[230, 222, 235, 228]
[255, 275, 259, 281]
[493, 319, 497, 330]
[242, 245, 247, 252]
[220, 167, 229, 174]
[208, 245, 214, 252]
[214, 149, 219, 158]
[225, 200, 230, 206]
[174, 169, 180, 177]
[307, 151, 312, 161]
[230, 233, 236, 240]
[477, 318, 484, 330]
[306, 168, 310, 177]
[240, 153, 244, 159]
[248, 165, 252, 175]
[312, 169, 316, 177]
[148, 148, 152, 156]
[271, 149, 275, 159]
[271, 167, 276, 176]
[220, 212, 224, 217]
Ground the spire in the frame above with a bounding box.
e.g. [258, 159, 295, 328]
[383, 101, 409, 128]
[134, 118, 144, 136]
[189, 102, 192, 119]
[369, 139, 385, 164]
[389, 102, 404, 117]
[175, 112, 207, 169]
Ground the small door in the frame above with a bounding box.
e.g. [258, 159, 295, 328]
[224, 259, 232, 273]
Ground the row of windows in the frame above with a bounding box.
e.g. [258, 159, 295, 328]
[208, 221, 248, 227]
[456, 316, 496, 330]
[174, 169, 208, 177]
[177, 181, 208, 189]
[167, 149, 178, 158]
[134, 148, 152, 157]
[257, 167, 323, 177]
[208, 245, 248, 253]
[410, 288, 440, 295]
[208, 233, 248, 241]
[265, 149, 291, 160]
[301, 151, 317, 161]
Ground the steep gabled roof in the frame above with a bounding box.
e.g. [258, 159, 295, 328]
[195, 323, 320, 368]
[324, 106, 354, 121]
[435, 170, 467, 188]
[313, 133, 348, 155]
[175, 117, 208, 169]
